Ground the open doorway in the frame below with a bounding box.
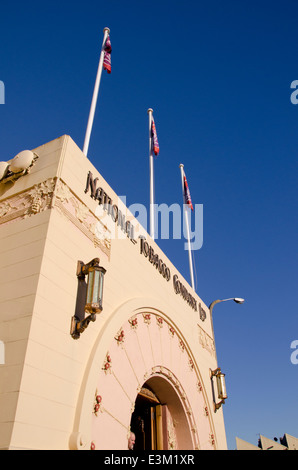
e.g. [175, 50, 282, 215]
[130, 386, 164, 450]
[130, 374, 195, 450]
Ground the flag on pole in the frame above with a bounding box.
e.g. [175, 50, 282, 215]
[151, 117, 159, 156]
[179, 164, 195, 290]
[83, 27, 111, 157]
[183, 174, 193, 211]
[103, 35, 112, 73]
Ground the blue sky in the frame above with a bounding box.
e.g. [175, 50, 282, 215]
[1, 0, 297, 450]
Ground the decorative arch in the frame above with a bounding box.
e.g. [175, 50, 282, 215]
[70, 298, 216, 450]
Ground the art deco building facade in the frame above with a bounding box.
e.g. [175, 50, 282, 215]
[0, 135, 227, 450]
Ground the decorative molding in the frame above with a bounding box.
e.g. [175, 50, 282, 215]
[129, 316, 138, 330]
[167, 415, 177, 450]
[148, 364, 200, 450]
[102, 353, 112, 374]
[0, 178, 55, 225]
[198, 324, 216, 357]
[197, 381, 203, 393]
[26, 178, 56, 216]
[90, 441, 96, 450]
[142, 313, 151, 325]
[168, 325, 175, 338]
[209, 433, 215, 447]
[138, 386, 160, 403]
[115, 328, 125, 345]
[93, 390, 103, 417]
[54, 179, 111, 259]
[0, 177, 112, 259]
[93, 312, 217, 450]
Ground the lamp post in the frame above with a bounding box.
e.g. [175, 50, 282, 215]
[209, 297, 244, 411]
[209, 297, 245, 316]
[209, 297, 245, 346]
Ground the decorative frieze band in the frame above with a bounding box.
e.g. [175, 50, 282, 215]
[198, 324, 216, 357]
[0, 178, 56, 222]
[0, 177, 111, 258]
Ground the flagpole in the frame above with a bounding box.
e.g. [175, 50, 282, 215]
[148, 108, 155, 239]
[83, 27, 110, 157]
[179, 164, 195, 291]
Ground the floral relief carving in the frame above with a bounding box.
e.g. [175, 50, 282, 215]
[0, 200, 17, 218]
[72, 197, 90, 223]
[197, 381, 203, 392]
[53, 179, 111, 258]
[91, 315, 212, 450]
[143, 313, 151, 325]
[0, 178, 56, 226]
[115, 329, 125, 345]
[129, 316, 138, 330]
[0, 176, 111, 260]
[102, 353, 112, 374]
[25, 179, 56, 216]
[93, 391, 103, 416]
[191, 425, 198, 435]
[168, 325, 175, 338]
[54, 179, 71, 203]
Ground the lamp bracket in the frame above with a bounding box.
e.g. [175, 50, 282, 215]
[210, 367, 221, 378]
[214, 399, 225, 412]
[77, 258, 100, 279]
[70, 314, 96, 339]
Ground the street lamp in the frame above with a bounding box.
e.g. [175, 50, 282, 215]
[70, 258, 106, 339]
[209, 297, 245, 411]
[209, 297, 245, 315]
[210, 367, 228, 411]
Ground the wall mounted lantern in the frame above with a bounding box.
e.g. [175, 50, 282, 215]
[70, 258, 106, 339]
[210, 367, 228, 412]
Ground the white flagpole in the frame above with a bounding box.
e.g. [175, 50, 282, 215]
[179, 163, 195, 291]
[83, 27, 110, 157]
[148, 108, 155, 239]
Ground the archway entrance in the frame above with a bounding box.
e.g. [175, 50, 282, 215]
[130, 374, 194, 450]
[86, 306, 216, 450]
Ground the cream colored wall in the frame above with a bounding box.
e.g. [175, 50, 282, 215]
[0, 135, 227, 450]
[0, 137, 65, 449]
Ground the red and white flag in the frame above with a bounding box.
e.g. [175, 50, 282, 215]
[103, 35, 112, 73]
[151, 117, 159, 156]
[183, 174, 193, 211]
